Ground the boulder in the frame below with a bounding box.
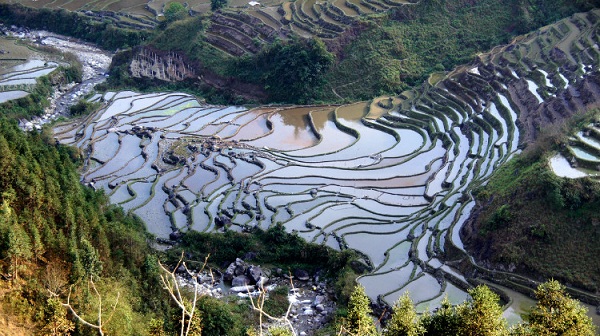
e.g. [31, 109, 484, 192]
[169, 231, 182, 241]
[256, 276, 269, 288]
[232, 275, 251, 287]
[234, 264, 246, 276]
[312, 295, 325, 307]
[294, 269, 310, 281]
[215, 215, 231, 227]
[223, 262, 236, 281]
[246, 265, 263, 284]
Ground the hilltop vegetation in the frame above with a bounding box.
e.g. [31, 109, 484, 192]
[110, 0, 600, 103]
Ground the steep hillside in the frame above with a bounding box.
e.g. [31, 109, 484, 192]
[2, 1, 598, 104]
[462, 139, 600, 293]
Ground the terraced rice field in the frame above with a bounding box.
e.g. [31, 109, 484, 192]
[0, 0, 156, 28]
[1, 0, 420, 56]
[54, 9, 600, 307]
[550, 125, 600, 179]
[0, 58, 58, 102]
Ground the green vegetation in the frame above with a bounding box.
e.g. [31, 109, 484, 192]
[211, 0, 228, 11]
[325, 0, 599, 100]
[69, 100, 101, 117]
[468, 109, 600, 291]
[164, 2, 188, 23]
[343, 284, 378, 335]
[169, 223, 359, 279]
[234, 37, 335, 103]
[513, 280, 595, 336]
[0, 117, 168, 334]
[0, 4, 153, 51]
[382, 293, 424, 336]
[341, 281, 594, 336]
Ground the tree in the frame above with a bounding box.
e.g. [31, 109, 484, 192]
[420, 295, 461, 336]
[524, 280, 595, 336]
[80, 238, 103, 280]
[383, 292, 425, 336]
[7, 223, 33, 281]
[40, 297, 75, 336]
[149, 318, 167, 336]
[49, 278, 121, 336]
[159, 253, 203, 336]
[458, 285, 507, 336]
[164, 2, 187, 23]
[210, 0, 227, 11]
[235, 37, 335, 104]
[343, 284, 377, 335]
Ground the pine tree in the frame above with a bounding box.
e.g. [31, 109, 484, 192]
[40, 298, 75, 336]
[525, 280, 596, 336]
[80, 238, 103, 280]
[421, 295, 461, 336]
[7, 223, 33, 281]
[344, 284, 378, 335]
[383, 292, 424, 336]
[458, 285, 507, 336]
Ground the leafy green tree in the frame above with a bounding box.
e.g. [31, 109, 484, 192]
[0, 135, 14, 186]
[383, 292, 424, 336]
[267, 326, 294, 336]
[40, 297, 75, 336]
[421, 295, 461, 336]
[164, 2, 187, 23]
[149, 318, 167, 336]
[458, 285, 507, 336]
[235, 37, 335, 104]
[7, 223, 33, 281]
[80, 238, 103, 280]
[524, 280, 595, 336]
[343, 284, 377, 335]
[211, 0, 228, 11]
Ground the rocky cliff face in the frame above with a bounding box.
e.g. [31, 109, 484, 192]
[130, 48, 194, 81]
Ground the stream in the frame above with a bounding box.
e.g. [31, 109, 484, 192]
[1, 27, 112, 130]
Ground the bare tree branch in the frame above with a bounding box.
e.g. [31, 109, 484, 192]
[247, 272, 297, 336]
[48, 276, 120, 336]
[158, 252, 210, 336]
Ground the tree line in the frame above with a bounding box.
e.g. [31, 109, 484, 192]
[341, 280, 596, 336]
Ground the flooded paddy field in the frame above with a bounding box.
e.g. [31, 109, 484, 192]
[0, 35, 60, 103]
[54, 77, 517, 309]
[54, 9, 600, 312]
